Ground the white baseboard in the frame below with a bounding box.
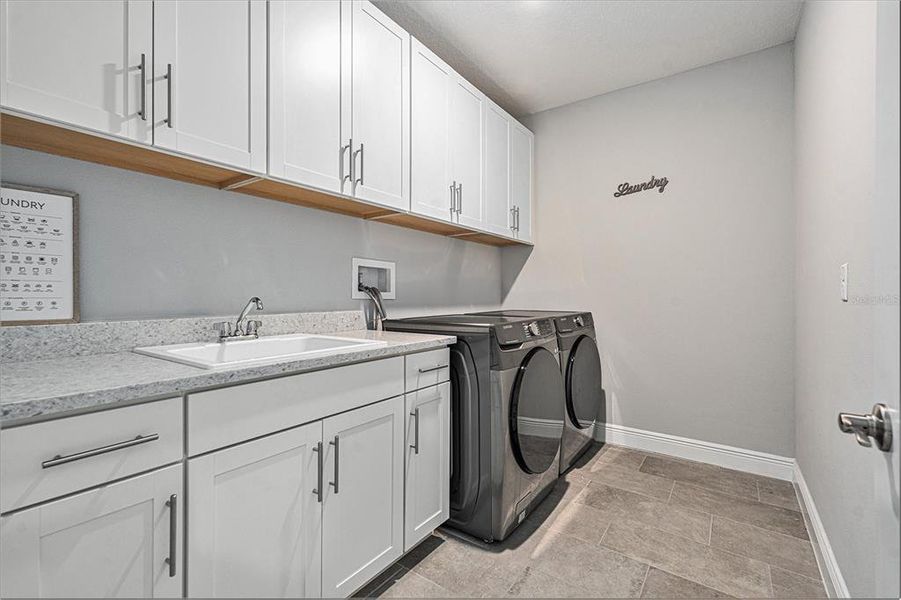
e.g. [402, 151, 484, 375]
[793, 463, 849, 598]
[599, 423, 795, 481]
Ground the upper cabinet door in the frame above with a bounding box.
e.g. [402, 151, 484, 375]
[187, 422, 322, 599]
[484, 102, 513, 237]
[269, 0, 350, 194]
[153, 0, 266, 172]
[321, 397, 404, 598]
[451, 77, 485, 229]
[350, 1, 410, 210]
[410, 39, 454, 222]
[510, 122, 533, 242]
[0, 0, 152, 143]
[0, 464, 183, 599]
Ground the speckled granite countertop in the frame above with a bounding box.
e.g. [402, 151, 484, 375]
[0, 330, 455, 427]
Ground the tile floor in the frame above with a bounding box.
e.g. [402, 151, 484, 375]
[356, 444, 828, 598]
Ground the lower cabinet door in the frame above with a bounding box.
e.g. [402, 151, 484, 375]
[0, 464, 183, 598]
[404, 382, 450, 551]
[321, 396, 404, 597]
[187, 421, 323, 598]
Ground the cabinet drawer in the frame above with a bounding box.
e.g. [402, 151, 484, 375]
[188, 357, 404, 456]
[405, 349, 450, 392]
[0, 397, 183, 513]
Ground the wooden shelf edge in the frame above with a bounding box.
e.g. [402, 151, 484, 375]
[0, 112, 529, 248]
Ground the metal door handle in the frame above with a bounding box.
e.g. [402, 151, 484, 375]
[410, 408, 420, 454]
[137, 53, 147, 120]
[456, 183, 463, 214]
[312, 441, 323, 502]
[165, 494, 177, 577]
[164, 63, 173, 128]
[42, 433, 159, 468]
[511, 206, 516, 230]
[516, 206, 521, 231]
[450, 181, 456, 214]
[329, 436, 340, 494]
[838, 404, 893, 451]
[341, 139, 353, 191]
[418, 364, 448, 374]
[353, 143, 364, 190]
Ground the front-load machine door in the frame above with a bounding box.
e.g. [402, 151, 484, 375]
[509, 347, 566, 474]
[565, 336, 604, 430]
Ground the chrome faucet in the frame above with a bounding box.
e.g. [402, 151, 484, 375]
[213, 296, 264, 341]
[359, 285, 386, 331]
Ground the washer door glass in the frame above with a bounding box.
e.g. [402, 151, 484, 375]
[510, 347, 566, 474]
[566, 335, 603, 429]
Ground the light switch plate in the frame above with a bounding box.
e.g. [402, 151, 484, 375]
[841, 262, 849, 302]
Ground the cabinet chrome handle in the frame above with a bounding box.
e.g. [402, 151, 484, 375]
[137, 53, 147, 121]
[329, 436, 340, 494]
[41, 433, 159, 469]
[449, 181, 456, 214]
[410, 408, 421, 454]
[510, 206, 517, 231]
[341, 139, 353, 192]
[515, 206, 521, 231]
[418, 364, 448, 374]
[164, 63, 173, 128]
[353, 143, 364, 190]
[165, 494, 177, 577]
[312, 441, 323, 502]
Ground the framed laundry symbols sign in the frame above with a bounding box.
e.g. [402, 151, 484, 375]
[0, 183, 79, 325]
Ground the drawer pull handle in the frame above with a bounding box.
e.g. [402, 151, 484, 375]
[41, 433, 160, 469]
[165, 494, 177, 577]
[329, 436, 340, 494]
[418, 364, 448, 374]
[312, 441, 324, 502]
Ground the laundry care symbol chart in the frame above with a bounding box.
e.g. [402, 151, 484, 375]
[0, 185, 78, 323]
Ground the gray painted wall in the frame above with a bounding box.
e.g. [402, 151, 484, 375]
[794, 1, 900, 596]
[502, 44, 796, 456]
[0, 146, 502, 321]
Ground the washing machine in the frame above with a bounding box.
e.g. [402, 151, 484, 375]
[383, 314, 565, 542]
[475, 310, 604, 473]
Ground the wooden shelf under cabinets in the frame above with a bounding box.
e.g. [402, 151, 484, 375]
[0, 112, 527, 247]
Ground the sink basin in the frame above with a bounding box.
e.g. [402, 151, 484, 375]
[134, 333, 387, 370]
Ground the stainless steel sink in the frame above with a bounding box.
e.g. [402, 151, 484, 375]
[134, 333, 386, 370]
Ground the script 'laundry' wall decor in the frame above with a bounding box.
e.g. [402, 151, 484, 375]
[614, 176, 669, 197]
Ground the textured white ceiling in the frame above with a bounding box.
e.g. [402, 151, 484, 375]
[374, 0, 803, 117]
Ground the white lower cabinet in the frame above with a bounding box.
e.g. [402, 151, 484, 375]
[321, 396, 405, 598]
[0, 464, 184, 598]
[404, 382, 450, 551]
[187, 422, 322, 598]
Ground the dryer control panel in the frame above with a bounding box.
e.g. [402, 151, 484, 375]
[494, 319, 554, 346]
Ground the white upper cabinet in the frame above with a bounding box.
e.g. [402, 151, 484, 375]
[0, 0, 152, 143]
[188, 422, 322, 599]
[321, 396, 404, 598]
[269, 0, 349, 194]
[410, 39, 454, 222]
[153, 0, 266, 172]
[0, 464, 183, 599]
[484, 101, 513, 236]
[349, 1, 410, 210]
[451, 77, 485, 229]
[510, 121, 533, 242]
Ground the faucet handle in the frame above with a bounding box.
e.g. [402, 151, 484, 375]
[212, 321, 232, 339]
[245, 320, 262, 337]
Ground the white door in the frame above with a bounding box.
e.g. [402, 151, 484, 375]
[321, 397, 404, 598]
[483, 102, 512, 237]
[0, 464, 183, 598]
[510, 122, 533, 242]
[187, 422, 322, 598]
[451, 78, 485, 229]
[154, 0, 266, 172]
[409, 38, 454, 222]
[349, 1, 410, 210]
[269, 0, 350, 194]
[404, 382, 450, 551]
[0, 0, 152, 143]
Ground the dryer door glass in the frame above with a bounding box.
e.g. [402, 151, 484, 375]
[510, 347, 566, 474]
[566, 335, 603, 429]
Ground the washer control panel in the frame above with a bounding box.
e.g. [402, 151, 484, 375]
[495, 318, 554, 345]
